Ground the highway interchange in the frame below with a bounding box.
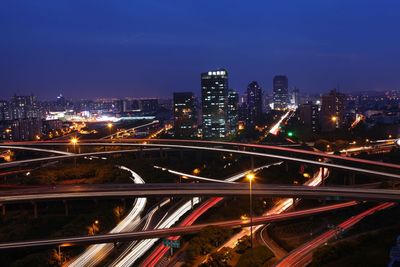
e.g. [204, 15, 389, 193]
[0, 131, 399, 266]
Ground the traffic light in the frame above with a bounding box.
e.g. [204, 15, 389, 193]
[287, 131, 294, 137]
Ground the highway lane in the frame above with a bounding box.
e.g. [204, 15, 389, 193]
[110, 198, 171, 266]
[0, 201, 358, 250]
[2, 183, 400, 203]
[4, 138, 399, 171]
[114, 166, 263, 266]
[0, 145, 74, 156]
[269, 110, 292, 136]
[214, 166, 327, 258]
[67, 166, 147, 267]
[275, 202, 396, 267]
[101, 120, 159, 140]
[154, 161, 283, 184]
[1, 142, 399, 180]
[140, 164, 281, 266]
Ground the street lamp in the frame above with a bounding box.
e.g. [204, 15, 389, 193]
[70, 137, 78, 152]
[70, 138, 79, 167]
[246, 172, 255, 249]
[107, 123, 113, 137]
[92, 220, 100, 235]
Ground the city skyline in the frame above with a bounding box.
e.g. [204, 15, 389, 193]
[2, 1, 400, 99]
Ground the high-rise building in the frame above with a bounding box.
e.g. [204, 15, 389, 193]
[246, 81, 263, 126]
[227, 89, 239, 135]
[320, 89, 347, 132]
[173, 92, 196, 138]
[0, 100, 11, 121]
[10, 95, 40, 120]
[291, 87, 300, 107]
[201, 69, 228, 139]
[298, 101, 319, 133]
[11, 118, 42, 141]
[140, 99, 159, 113]
[56, 94, 67, 111]
[273, 75, 289, 110]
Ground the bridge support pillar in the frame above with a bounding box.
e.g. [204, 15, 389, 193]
[136, 147, 143, 158]
[348, 174, 355, 185]
[32, 202, 38, 218]
[63, 200, 69, 216]
[121, 198, 126, 210]
[196, 151, 201, 162]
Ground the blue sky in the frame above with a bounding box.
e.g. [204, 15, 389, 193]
[1, 0, 400, 99]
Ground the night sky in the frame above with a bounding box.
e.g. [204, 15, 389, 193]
[1, 0, 400, 100]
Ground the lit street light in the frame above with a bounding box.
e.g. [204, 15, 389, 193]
[246, 172, 255, 249]
[70, 137, 79, 167]
[107, 123, 113, 137]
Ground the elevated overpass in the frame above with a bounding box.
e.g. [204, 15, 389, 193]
[1, 183, 400, 204]
[0, 201, 358, 250]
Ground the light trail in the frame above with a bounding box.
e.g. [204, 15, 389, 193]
[154, 162, 283, 184]
[0, 145, 73, 156]
[140, 163, 285, 266]
[269, 110, 291, 135]
[102, 120, 159, 140]
[216, 167, 328, 252]
[110, 198, 170, 265]
[275, 202, 396, 267]
[67, 166, 146, 267]
[2, 142, 398, 179]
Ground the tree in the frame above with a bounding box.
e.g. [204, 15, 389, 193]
[113, 206, 124, 222]
[237, 246, 274, 267]
[203, 247, 232, 267]
[235, 235, 251, 253]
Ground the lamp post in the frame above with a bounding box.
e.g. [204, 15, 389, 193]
[70, 137, 78, 167]
[246, 172, 255, 249]
[107, 123, 113, 138]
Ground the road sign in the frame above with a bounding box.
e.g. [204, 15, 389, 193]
[163, 239, 180, 248]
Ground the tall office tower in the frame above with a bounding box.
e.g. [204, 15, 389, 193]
[320, 89, 347, 132]
[291, 87, 300, 107]
[298, 101, 319, 133]
[56, 94, 67, 111]
[273, 75, 289, 110]
[262, 91, 272, 113]
[173, 92, 196, 138]
[227, 89, 239, 135]
[201, 69, 228, 139]
[246, 81, 263, 126]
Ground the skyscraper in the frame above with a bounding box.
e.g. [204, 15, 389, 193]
[291, 87, 300, 107]
[173, 92, 196, 138]
[273, 75, 289, 110]
[246, 81, 263, 126]
[298, 101, 319, 133]
[201, 69, 228, 139]
[10, 95, 40, 120]
[227, 89, 239, 135]
[320, 89, 347, 132]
